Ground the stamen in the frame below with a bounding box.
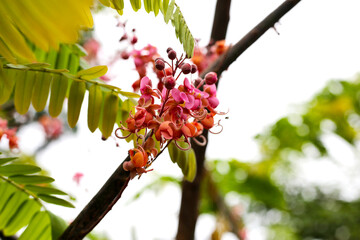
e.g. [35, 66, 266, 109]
[209, 120, 223, 134]
[175, 139, 192, 151]
[192, 135, 207, 146]
[115, 128, 132, 139]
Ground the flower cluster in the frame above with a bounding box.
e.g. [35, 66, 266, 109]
[116, 48, 223, 178]
[0, 118, 18, 149]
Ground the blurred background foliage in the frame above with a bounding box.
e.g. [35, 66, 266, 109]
[134, 76, 360, 240]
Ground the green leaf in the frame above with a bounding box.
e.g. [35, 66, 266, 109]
[162, 0, 169, 14]
[48, 74, 69, 117]
[3, 199, 41, 236]
[167, 141, 196, 182]
[47, 211, 68, 239]
[55, 45, 72, 69]
[67, 80, 86, 128]
[101, 92, 119, 139]
[0, 191, 28, 229]
[25, 185, 67, 195]
[14, 70, 35, 115]
[77, 65, 108, 80]
[113, 0, 125, 10]
[143, 0, 152, 13]
[119, 90, 140, 98]
[24, 63, 50, 68]
[0, 183, 17, 213]
[130, 0, 142, 11]
[0, 164, 41, 176]
[185, 149, 196, 182]
[9, 175, 55, 184]
[153, 0, 160, 16]
[164, 0, 175, 24]
[68, 54, 80, 74]
[0, 68, 16, 104]
[88, 84, 103, 132]
[0, 157, 17, 166]
[18, 211, 51, 240]
[38, 194, 75, 208]
[32, 72, 52, 112]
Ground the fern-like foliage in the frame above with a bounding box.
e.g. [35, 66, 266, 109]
[0, 0, 93, 63]
[0, 154, 73, 239]
[99, 0, 195, 57]
[0, 62, 139, 139]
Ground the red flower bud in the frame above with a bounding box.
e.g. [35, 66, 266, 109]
[168, 50, 177, 60]
[181, 63, 191, 74]
[164, 76, 176, 90]
[205, 72, 218, 85]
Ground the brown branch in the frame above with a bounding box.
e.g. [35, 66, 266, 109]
[175, 131, 209, 240]
[59, 156, 130, 240]
[210, 0, 232, 44]
[176, 0, 301, 239]
[204, 0, 302, 77]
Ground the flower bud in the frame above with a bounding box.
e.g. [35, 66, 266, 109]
[166, 47, 173, 53]
[155, 58, 165, 70]
[181, 63, 191, 74]
[205, 72, 218, 85]
[194, 77, 203, 87]
[163, 76, 176, 89]
[168, 50, 177, 60]
[131, 36, 138, 44]
[191, 64, 198, 74]
[121, 51, 129, 60]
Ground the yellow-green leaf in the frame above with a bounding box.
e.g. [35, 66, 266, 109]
[14, 70, 36, 115]
[164, 0, 175, 24]
[38, 194, 75, 208]
[32, 72, 52, 112]
[88, 84, 103, 132]
[77, 65, 108, 80]
[48, 75, 69, 117]
[119, 90, 140, 98]
[0, 164, 41, 176]
[67, 80, 86, 128]
[3, 199, 41, 236]
[101, 92, 119, 139]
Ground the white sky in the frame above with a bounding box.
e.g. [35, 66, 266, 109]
[16, 0, 360, 239]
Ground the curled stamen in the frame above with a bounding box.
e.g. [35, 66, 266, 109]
[175, 139, 192, 151]
[209, 120, 223, 134]
[135, 130, 145, 144]
[115, 128, 132, 139]
[213, 108, 229, 116]
[192, 135, 207, 146]
[190, 109, 207, 120]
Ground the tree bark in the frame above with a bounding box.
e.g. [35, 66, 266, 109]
[176, 0, 301, 239]
[59, 156, 130, 240]
[210, 0, 232, 44]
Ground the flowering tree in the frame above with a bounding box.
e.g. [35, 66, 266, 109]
[0, 0, 302, 239]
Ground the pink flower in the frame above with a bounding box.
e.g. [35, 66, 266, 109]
[204, 84, 219, 108]
[73, 172, 84, 185]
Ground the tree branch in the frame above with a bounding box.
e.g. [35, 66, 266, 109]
[210, 0, 232, 44]
[59, 156, 130, 240]
[176, 0, 301, 239]
[204, 0, 302, 77]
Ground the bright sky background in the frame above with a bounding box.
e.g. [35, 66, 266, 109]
[16, 0, 360, 239]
